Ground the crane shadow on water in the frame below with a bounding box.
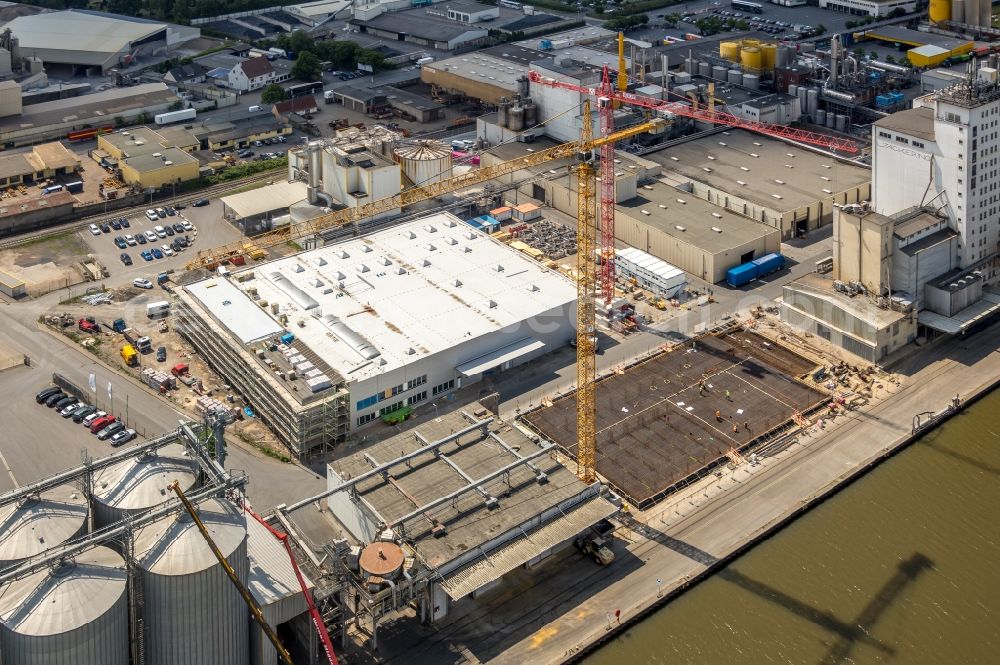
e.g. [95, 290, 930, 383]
[633, 519, 934, 664]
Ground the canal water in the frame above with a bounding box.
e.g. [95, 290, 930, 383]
[585, 390, 1000, 665]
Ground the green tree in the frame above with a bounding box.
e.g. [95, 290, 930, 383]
[854, 47, 865, 58]
[814, 24, 827, 36]
[291, 51, 322, 81]
[885, 54, 896, 63]
[261, 83, 288, 104]
[172, 0, 190, 24]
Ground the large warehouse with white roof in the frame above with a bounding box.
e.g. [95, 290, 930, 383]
[4, 9, 199, 72]
[176, 212, 577, 457]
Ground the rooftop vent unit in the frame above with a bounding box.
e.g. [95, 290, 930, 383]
[315, 257, 327, 266]
[421, 258, 431, 267]
[786, 153, 794, 157]
[293, 264, 304, 273]
[453, 278, 462, 287]
[711, 226, 722, 233]
[775, 179, 785, 185]
[312, 278, 324, 287]
[711, 212, 722, 219]
[444, 219, 456, 227]
[740, 166, 750, 172]
[707, 155, 716, 160]
[641, 210, 650, 215]
[406, 347, 416, 355]
[379, 257, 391, 266]
[753, 141, 762, 146]
[675, 225, 686, 231]
[404, 230, 416, 239]
[164, 161, 173, 166]
[425, 243, 436, 251]
[772, 193, 783, 199]
[335, 270, 346, 280]
[494, 264, 504, 272]
[424, 224, 437, 233]
[676, 198, 686, 204]
[659, 204, 666, 208]
[397, 266, 407, 275]
[487, 299, 498, 309]
[527, 284, 539, 292]
[152, 152, 162, 158]
[445, 237, 457, 245]
[702, 167, 712, 173]
[737, 180, 746, 185]
[361, 245, 372, 253]
[357, 264, 369, 273]
[718, 141, 727, 146]
[466, 231, 477, 240]
[821, 176, 831, 181]
[336, 250, 349, 259]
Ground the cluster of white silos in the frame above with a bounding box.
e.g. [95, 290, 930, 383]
[496, 93, 538, 132]
[0, 444, 253, 665]
[394, 140, 453, 186]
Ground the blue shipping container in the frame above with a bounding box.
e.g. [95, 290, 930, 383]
[751, 252, 784, 276]
[280, 332, 295, 345]
[726, 263, 758, 287]
[65, 181, 83, 193]
[43, 185, 63, 194]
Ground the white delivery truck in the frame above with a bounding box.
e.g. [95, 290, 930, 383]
[146, 301, 171, 318]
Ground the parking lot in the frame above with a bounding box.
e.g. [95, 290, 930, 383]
[74, 198, 243, 290]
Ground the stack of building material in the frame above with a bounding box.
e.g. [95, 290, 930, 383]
[195, 395, 230, 417]
[141, 367, 176, 392]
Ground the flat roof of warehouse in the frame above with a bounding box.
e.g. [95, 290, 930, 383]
[866, 26, 970, 51]
[645, 129, 871, 211]
[0, 83, 178, 133]
[328, 405, 612, 582]
[4, 10, 167, 65]
[189, 213, 577, 382]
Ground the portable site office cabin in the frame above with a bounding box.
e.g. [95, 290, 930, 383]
[146, 301, 170, 318]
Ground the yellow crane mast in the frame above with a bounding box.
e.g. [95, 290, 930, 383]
[187, 118, 665, 482]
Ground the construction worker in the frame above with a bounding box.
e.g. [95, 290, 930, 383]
[725, 389, 731, 401]
[715, 409, 722, 422]
[732, 424, 739, 435]
[744, 421, 750, 432]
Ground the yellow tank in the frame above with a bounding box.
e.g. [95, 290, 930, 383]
[742, 38, 761, 49]
[761, 43, 777, 70]
[720, 41, 740, 62]
[929, 0, 951, 23]
[741, 47, 763, 71]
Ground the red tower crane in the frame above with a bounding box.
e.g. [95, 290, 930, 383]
[527, 66, 859, 303]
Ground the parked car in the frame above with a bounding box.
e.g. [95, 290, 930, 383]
[133, 277, 153, 289]
[172, 223, 184, 234]
[156, 346, 166, 362]
[109, 218, 122, 231]
[154, 225, 167, 238]
[170, 239, 184, 253]
[120, 218, 131, 228]
[99, 222, 111, 233]
[141, 250, 154, 262]
[124, 234, 137, 246]
[155, 207, 167, 218]
[44, 391, 67, 407]
[36, 386, 62, 403]
[145, 209, 158, 221]
[89, 224, 101, 236]
[193, 199, 209, 207]
[97, 421, 125, 441]
[52, 396, 75, 411]
[120, 252, 133, 266]
[174, 203, 186, 210]
[90, 415, 115, 434]
[82, 410, 106, 427]
[114, 236, 127, 249]
[110, 428, 137, 446]
[164, 226, 175, 237]
[160, 245, 174, 257]
[72, 405, 96, 422]
[136, 234, 147, 245]
[166, 206, 176, 216]
[59, 401, 82, 417]
[253, 140, 264, 147]
[151, 248, 163, 259]
[276, 135, 286, 143]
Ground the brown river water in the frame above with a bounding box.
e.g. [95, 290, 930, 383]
[584, 389, 1000, 665]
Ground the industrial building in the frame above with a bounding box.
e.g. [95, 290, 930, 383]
[0, 82, 180, 148]
[333, 86, 445, 123]
[0, 141, 80, 188]
[523, 329, 826, 507]
[96, 126, 200, 189]
[420, 47, 534, 105]
[482, 139, 781, 283]
[0, 424, 330, 665]
[323, 405, 616, 624]
[648, 130, 872, 240]
[3, 9, 200, 73]
[863, 26, 973, 67]
[176, 212, 578, 456]
[221, 180, 310, 234]
[818, 0, 915, 16]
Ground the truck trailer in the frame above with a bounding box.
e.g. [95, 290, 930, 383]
[154, 108, 196, 125]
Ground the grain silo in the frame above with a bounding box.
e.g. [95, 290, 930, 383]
[0, 485, 89, 569]
[740, 47, 762, 71]
[720, 41, 740, 62]
[133, 498, 249, 665]
[761, 43, 777, 70]
[394, 140, 452, 187]
[91, 444, 197, 528]
[0, 546, 129, 665]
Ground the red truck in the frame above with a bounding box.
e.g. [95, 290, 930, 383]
[78, 317, 99, 333]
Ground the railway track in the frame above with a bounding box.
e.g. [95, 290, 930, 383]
[0, 170, 282, 252]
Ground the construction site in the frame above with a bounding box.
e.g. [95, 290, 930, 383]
[523, 327, 827, 508]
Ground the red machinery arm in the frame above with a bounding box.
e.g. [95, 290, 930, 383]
[234, 496, 340, 665]
[526, 70, 859, 154]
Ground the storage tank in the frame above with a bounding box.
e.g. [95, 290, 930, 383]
[929, 0, 951, 22]
[980, 0, 990, 30]
[0, 486, 89, 569]
[508, 105, 525, 131]
[698, 61, 711, 78]
[807, 88, 819, 115]
[497, 96, 510, 128]
[967, 0, 980, 26]
[826, 112, 835, 128]
[394, 140, 452, 186]
[728, 69, 743, 85]
[797, 86, 807, 112]
[761, 43, 777, 70]
[134, 498, 248, 665]
[91, 444, 197, 528]
[742, 73, 760, 90]
[523, 97, 538, 127]
[0, 547, 129, 665]
[788, 83, 798, 97]
[720, 41, 740, 62]
[836, 114, 849, 132]
[776, 45, 792, 68]
[711, 65, 728, 80]
[741, 47, 762, 70]
[816, 109, 827, 126]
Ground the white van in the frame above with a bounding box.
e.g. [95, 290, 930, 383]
[248, 105, 263, 113]
[146, 301, 170, 318]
